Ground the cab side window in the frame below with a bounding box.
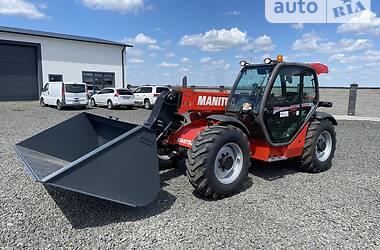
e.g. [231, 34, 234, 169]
[300, 68, 318, 123]
[302, 70, 317, 104]
[134, 88, 141, 94]
[264, 66, 303, 143]
[267, 67, 301, 107]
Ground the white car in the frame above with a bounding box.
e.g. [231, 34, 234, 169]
[40, 82, 88, 110]
[90, 88, 135, 109]
[133, 86, 171, 109]
[86, 85, 101, 98]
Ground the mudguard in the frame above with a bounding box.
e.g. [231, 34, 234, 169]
[207, 115, 250, 136]
[314, 111, 338, 125]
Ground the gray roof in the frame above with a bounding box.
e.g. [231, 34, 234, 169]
[0, 26, 132, 47]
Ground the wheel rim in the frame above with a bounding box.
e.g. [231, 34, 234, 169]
[316, 131, 333, 162]
[40, 99, 44, 106]
[91, 99, 95, 106]
[214, 143, 243, 185]
[145, 101, 149, 109]
[108, 101, 112, 109]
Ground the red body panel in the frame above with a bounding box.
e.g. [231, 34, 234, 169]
[168, 119, 208, 147]
[169, 120, 310, 162]
[250, 123, 310, 161]
[177, 88, 229, 115]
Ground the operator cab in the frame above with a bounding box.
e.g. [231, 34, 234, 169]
[227, 55, 320, 146]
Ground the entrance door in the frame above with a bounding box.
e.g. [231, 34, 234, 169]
[263, 66, 303, 144]
[0, 43, 38, 101]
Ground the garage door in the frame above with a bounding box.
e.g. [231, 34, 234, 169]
[0, 43, 39, 101]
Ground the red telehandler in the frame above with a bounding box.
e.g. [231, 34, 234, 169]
[15, 56, 337, 207]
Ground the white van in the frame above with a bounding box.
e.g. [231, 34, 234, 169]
[40, 82, 88, 110]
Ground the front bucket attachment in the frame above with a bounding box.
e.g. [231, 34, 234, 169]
[15, 113, 160, 207]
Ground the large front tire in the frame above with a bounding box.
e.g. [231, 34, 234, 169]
[186, 126, 250, 199]
[299, 120, 336, 173]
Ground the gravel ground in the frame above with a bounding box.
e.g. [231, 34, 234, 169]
[0, 101, 379, 249]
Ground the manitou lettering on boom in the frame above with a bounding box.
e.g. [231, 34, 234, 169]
[197, 96, 229, 106]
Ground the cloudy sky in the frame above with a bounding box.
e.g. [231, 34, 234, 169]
[0, 0, 379, 87]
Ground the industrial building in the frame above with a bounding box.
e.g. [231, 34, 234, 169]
[0, 26, 131, 101]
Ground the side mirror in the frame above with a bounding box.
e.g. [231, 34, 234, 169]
[318, 101, 333, 108]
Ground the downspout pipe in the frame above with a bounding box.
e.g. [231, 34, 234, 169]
[121, 43, 133, 89]
[122, 46, 126, 88]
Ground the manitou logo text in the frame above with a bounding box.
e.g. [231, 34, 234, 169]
[197, 96, 229, 107]
[177, 138, 192, 146]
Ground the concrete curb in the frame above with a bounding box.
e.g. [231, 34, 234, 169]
[333, 115, 380, 122]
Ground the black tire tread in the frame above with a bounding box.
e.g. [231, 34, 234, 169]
[185, 125, 249, 199]
[299, 119, 336, 173]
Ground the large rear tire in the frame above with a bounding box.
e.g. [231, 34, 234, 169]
[299, 120, 336, 173]
[186, 125, 250, 199]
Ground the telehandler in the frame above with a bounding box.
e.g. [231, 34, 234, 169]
[15, 56, 337, 206]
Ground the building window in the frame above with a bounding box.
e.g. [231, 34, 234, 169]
[49, 74, 63, 82]
[82, 71, 115, 90]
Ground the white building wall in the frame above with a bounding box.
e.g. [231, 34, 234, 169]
[0, 31, 125, 88]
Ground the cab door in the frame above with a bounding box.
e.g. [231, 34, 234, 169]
[263, 65, 303, 144]
[300, 68, 318, 124]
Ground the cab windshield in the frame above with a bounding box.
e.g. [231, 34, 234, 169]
[227, 65, 274, 113]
